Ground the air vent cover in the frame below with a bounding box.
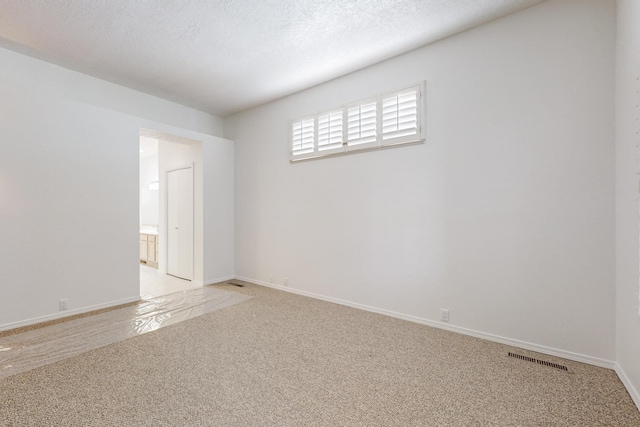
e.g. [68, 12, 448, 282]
[508, 352, 568, 371]
[226, 282, 245, 288]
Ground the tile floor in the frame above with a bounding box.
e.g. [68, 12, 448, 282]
[139, 264, 201, 297]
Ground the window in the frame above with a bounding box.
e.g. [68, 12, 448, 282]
[290, 82, 425, 161]
[291, 119, 314, 156]
[317, 110, 343, 153]
[382, 89, 418, 143]
[347, 101, 377, 147]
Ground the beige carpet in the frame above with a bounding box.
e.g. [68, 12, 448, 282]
[1, 281, 638, 426]
[0, 287, 251, 380]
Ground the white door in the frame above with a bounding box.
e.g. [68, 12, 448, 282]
[167, 167, 193, 280]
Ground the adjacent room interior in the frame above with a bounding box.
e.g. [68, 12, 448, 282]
[138, 131, 204, 297]
[1, 0, 640, 424]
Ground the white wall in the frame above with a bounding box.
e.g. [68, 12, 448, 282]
[140, 154, 159, 226]
[0, 45, 233, 329]
[615, 0, 640, 408]
[226, 0, 616, 364]
[203, 136, 235, 284]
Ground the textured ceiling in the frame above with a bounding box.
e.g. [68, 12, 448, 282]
[0, 0, 542, 117]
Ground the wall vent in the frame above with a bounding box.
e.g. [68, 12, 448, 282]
[508, 352, 568, 371]
[226, 282, 245, 287]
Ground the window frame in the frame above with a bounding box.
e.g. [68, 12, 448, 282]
[290, 82, 425, 162]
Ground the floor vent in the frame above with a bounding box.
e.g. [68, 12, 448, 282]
[508, 352, 568, 371]
[226, 282, 245, 287]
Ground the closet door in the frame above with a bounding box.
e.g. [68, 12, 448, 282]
[167, 167, 193, 280]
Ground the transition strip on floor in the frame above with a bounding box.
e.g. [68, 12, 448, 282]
[0, 287, 252, 380]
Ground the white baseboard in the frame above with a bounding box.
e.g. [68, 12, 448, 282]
[0, 296, 141, 333]
[615, 363, 640, 410]
[235, 276, 616, 370]
[204, 275, 235, 286]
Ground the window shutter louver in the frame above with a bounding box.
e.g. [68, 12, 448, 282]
[291, 119, 315, 156]
[347, 102, 377, 147]
[290, 83, 424, 161]
[382, 90, 418, 142]
[317, 111, 343, 151]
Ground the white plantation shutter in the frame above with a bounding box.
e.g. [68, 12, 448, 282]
[382, 88, 419, 143]
[317, 111, 343, 151]
[347, 101, 377, 147]
[290, 82, 424, 161]
[291, 119, 314, 156]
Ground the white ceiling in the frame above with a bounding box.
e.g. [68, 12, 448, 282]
[0, 0, 542, 117]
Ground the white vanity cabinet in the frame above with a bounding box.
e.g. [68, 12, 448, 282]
[140, 233, 158, 268]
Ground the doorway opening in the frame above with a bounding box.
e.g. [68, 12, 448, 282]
[139, 129, 203, 298]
